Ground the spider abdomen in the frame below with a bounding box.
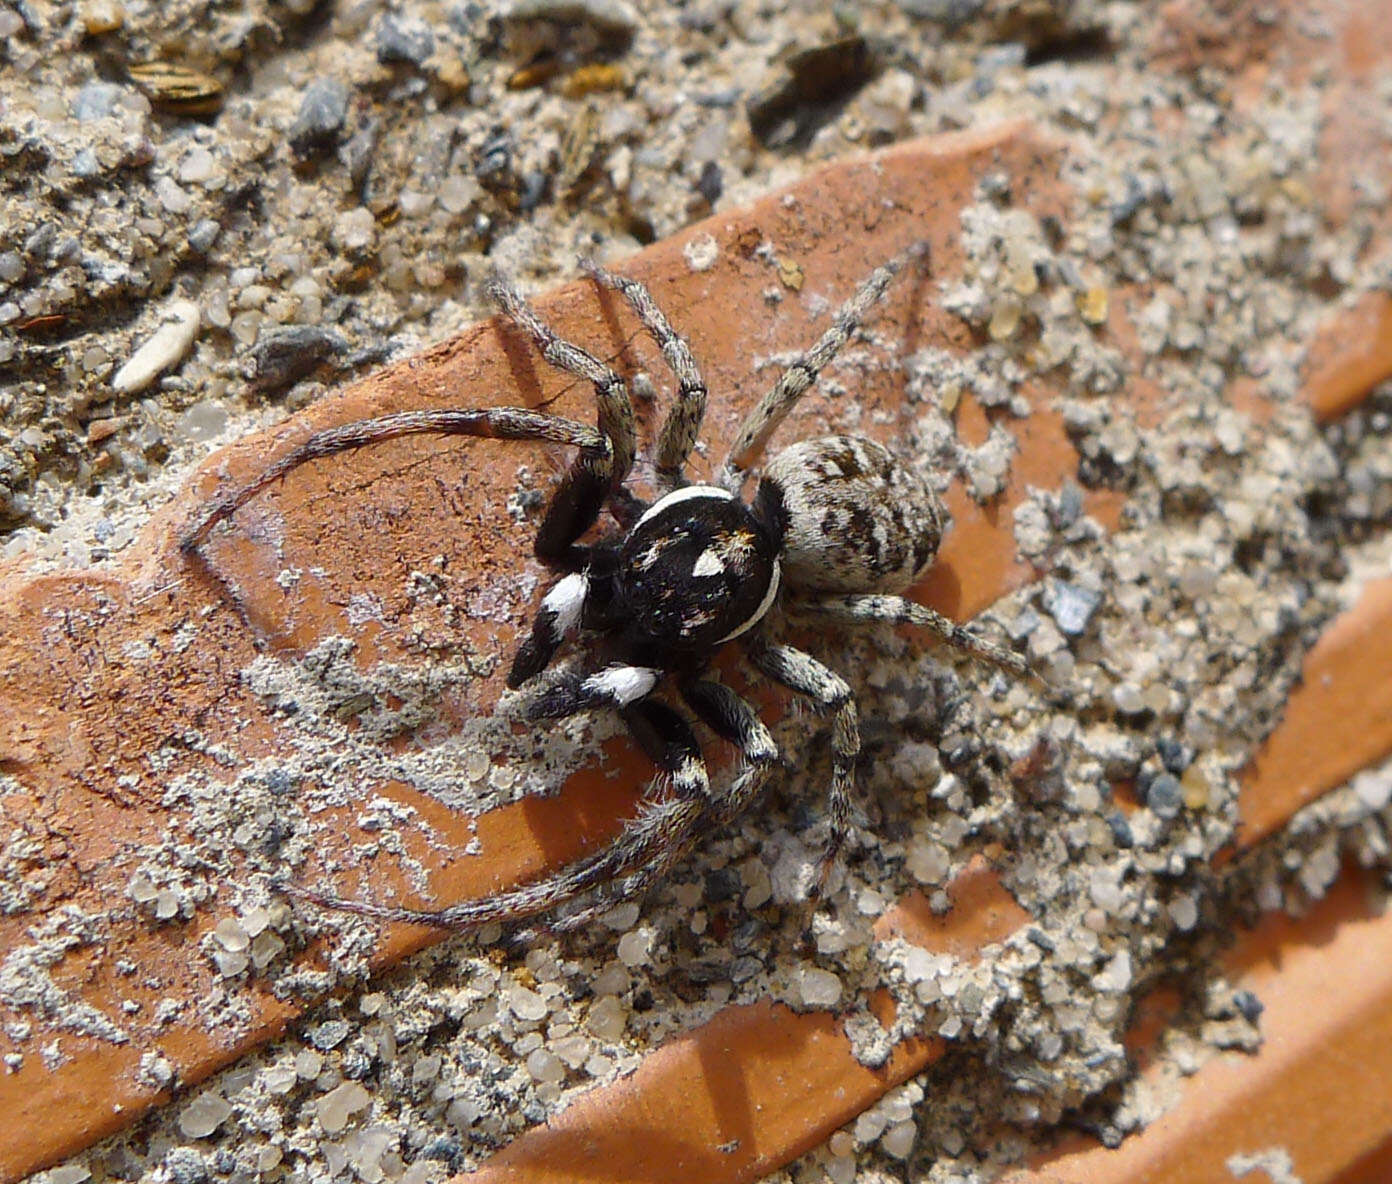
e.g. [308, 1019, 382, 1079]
[758, 435, 944, 594]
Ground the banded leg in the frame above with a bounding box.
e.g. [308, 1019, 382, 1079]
[180, 408, 611, 561]
[488, 276, 637, 488]
[540, 680, 783, 933]
[509, 571, 588, 687]
[792, 593, 1038, 685]
[682, 679, 781, 826]
[287, 699, 711, 933]
[719, 242, 929, 491]
[745, 639, 859, 891]
[527, 662, 662, 719]
[582, 260, 708, 491]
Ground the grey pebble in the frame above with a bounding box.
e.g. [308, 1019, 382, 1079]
[308, 1019, 351, 1050]
[377, 13, 435, 66]
[1044, 579, 1100, 636]
[71, 148, 100, 178]
[187, 218, 221, 254]
[290, 78, 351, 158]
[896, 0, 984, 25]
[248, 325, 350, 394]
[72, 81, 126, 121]
[1145, 773, 1183, 819]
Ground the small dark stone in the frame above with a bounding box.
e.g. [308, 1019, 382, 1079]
[695, 160, 722, 204]
[1156, 736, 1194, 774]
[1054, 481, 1084, 527]
[340, 116, 381, 190]
[518, 169, 548, 213]
[505, 0, 639, 48]
[1233, 989, 1264, 1023]
[729, 955, 764, 983]
[248, 325, 350, 394]
[705, 866, 740, 902]
[1105, 811, 1134, 848]
[377, 13, 436, 66]
[474, 128, 514, 185]
[1146, 772, 1183, 819]
[747, 36, 877, 149]
[290, 78, 350, 158]
[1026, 927, 1055, 952]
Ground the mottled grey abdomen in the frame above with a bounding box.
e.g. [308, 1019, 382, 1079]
[759, 434, 944, 593]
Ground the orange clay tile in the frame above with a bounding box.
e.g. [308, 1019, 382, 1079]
[466, 857, 1026, 1184]
[448, 569, 1392, 1184]
[1005, 864, 1392, 1184]
[5, 1, 1392, 1169]
[0, 119, 1095, 1181]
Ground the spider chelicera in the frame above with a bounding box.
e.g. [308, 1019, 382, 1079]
[181, 243, 1034, 936]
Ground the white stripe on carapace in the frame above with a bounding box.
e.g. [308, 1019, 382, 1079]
[692, 548, 726, 577]
[634, 483, 733, 529]
[717, 558, 781, 643]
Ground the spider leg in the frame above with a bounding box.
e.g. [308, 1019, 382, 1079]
[681, 678, 781, 826]
[180, 408, 612, 565]
[526, 680, 781, 937]
[487, 275, 637, 492]
[527, 662, 662, 719]
[718, 242, 928, 492]
[581, 260, 708, 492]
[744, 637, 859, 894]
[284, 699, 710, 934]
[790, 593, 1039, 686]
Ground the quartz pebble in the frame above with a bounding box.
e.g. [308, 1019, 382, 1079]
[796, 966, 843, 1007]
[316, 1081, 370, 1133]
[112, 300, 200, 393]
[177, 1093, 233, 1139]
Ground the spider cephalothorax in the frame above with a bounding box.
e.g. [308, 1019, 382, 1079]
[182, 244, 1034, 936]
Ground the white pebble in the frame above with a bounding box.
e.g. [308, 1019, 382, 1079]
[526, 1048, 566, 1084]
[213, 917, 250, 951]
[683, 232, 718, 272]
[332, 207, 377, 252]
[1169, 894, 1199, 931]
[178, 1093, 233, 1138]
[508, 986, 548, 1023]
[1093, 949, 1133, 993]
[881, 1120, 916, 1159]
[316, 1080, 370, 1133]
[1354, 768, 1392, 812]
[616, 926, 654, 967]
[586, 994, 627, 1041]
[112, 300, 200, 393]
[796, 966, 843, 1008]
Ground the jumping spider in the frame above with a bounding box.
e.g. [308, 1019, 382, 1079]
[182, 244, 1034, 936]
